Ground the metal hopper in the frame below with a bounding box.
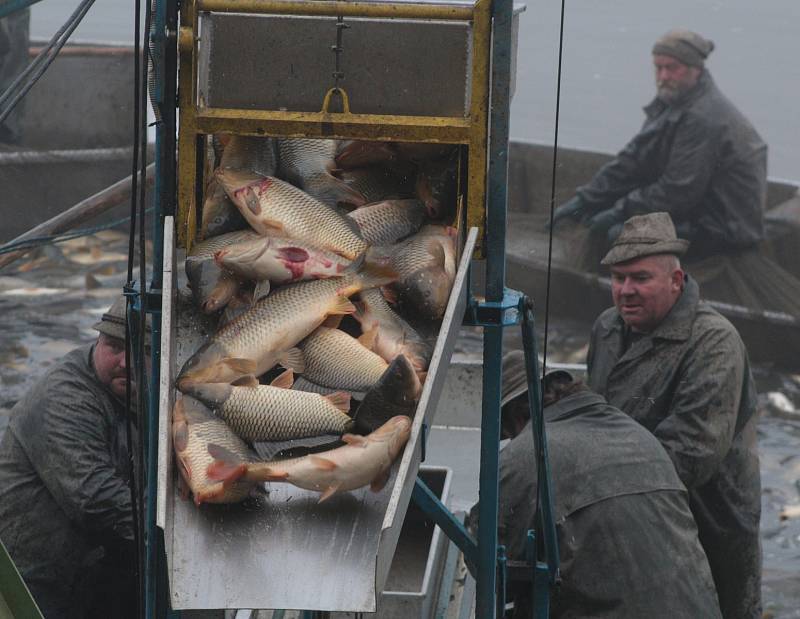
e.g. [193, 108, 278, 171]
[157, 217, 477, 612]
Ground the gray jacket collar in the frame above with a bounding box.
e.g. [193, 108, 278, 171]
[544, 391, 609, 423]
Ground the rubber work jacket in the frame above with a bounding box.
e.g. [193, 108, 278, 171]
[587, 276, 761, 619]
[577, 71, 767, 251]
[494, 391, 721, 618]
[0, 345, 135, 618]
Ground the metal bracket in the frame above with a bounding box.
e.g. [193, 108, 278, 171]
[420, 422, 428, 462]
[464, 288, 524, 327]
[411, 478, 478, 577]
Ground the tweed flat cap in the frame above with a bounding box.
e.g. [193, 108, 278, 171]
[601, 212, 689, 266]
[93, 295, 152, 342]
[501, 350, 574, 407]
[652, 29, 715, 68]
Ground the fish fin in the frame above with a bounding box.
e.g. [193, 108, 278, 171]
[342, 250, 367, 275]
[318, 482, 343, 503]
[277, 246, 310, 263]
[357, 326, 379, 351]
[356, 262, 398, 291]
[232, 374, 260, 388]
[173, 419, 189, 452]
[309, 456, 338, 471]
[223, 357, 257, 376]
[380, 286, 398, 305]
[279, 348, 306, 374]
[324, 391, 351, 413]
[85, 273, 101, 290]
[253, 279, 271, 303]
[322, 314, 344, 329]
[270, 369, 295, 389]
[258, 466, 290, 481]
[260, 217, 285, 235]
[327, 295, 356, 316]
[177, 453, 192, 482]
[370, 468, 392, 492]
[177, 471, 191, 500]
[206, 460, 248, 483]
[341, 433, 368, 446]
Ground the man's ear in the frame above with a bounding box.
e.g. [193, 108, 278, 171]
[671, 267, 685, 292]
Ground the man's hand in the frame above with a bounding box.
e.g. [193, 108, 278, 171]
[587, 205, 626, 236]
[549, 196, 586, 229]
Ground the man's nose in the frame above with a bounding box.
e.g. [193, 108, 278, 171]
[620, 278, 636, 296]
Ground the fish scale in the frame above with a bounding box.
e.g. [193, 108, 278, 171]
[348, 199, 427, 246]
[213, 385, 352, 441]
[216, 170, 366, 260]
[299, 326, 388, 391]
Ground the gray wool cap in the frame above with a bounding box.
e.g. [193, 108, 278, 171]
[502, 350, 574, 407]
[652, 29, 715, 68]
[601, 212, 690, 266]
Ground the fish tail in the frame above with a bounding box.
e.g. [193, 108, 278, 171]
[343, 262, 398, 297]
[206, 460, 248, 484]
[325, 391, 351, 414]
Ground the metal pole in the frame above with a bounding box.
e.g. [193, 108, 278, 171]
[476, 0, 513, 616]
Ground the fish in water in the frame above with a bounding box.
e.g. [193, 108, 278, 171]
[182, 371, 353, 442]
[298, 325, 388, 392]
[219, 134, 279, 178]
[200, 176, 249, 239]
[185, 230, 261, 313]
[354, 287, 432, 372]
[216, 170, 367, 261]
[385, 228, 457, 320]
[214, 235, 355, 290]
[206, 415, 413, 503]
[176, 263, 396, 390]
[353, 354, 421, 434]
[347, 199, 429, 246]
[172, 395, 260, 505]
[277, 138, 366, 208]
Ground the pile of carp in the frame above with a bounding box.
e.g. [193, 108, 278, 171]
[171, 136, 460, 506]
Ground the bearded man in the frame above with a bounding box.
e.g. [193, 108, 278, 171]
[587, 213, 761, 619]
[552, 29, 767, 259]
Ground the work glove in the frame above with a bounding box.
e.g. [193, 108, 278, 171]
[587, 204, 626, 237]
[549, 196, 586, 230]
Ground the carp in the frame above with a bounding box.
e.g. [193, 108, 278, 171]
[206, 415, 413, 503]
[172, 395, 260, 505]
[298, 326, 388, 392]
[216, 169, 367, 261]
[185, 230, 261, 313]
[353, 355, 421, 434]
[214, 235, 355, 290]
[386, 228, 457, 320]
[335, 165, 415, 204]
[219, 134, 279, 178]
[347, 199, 428, 246]
[182, 372, 353, 442]
[277, 138, 366, 208]
[200, 176, 249, 239]
[175, 263, 396, 390]
[354, 288, 432, 372]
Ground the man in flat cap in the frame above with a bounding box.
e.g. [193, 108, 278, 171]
[553, 28, 767, 260]
[0, 295, 147, 618]
[471, 353, 721, 618]
[587, 212, 761, 618]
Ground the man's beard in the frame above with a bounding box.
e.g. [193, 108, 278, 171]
[657, 81, 690, 103]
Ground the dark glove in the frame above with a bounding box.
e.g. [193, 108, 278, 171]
[549, 196, 586, 229]
[587, 205, 626, 237]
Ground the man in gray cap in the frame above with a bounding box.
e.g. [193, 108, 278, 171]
[587, 212, 761, 618]
[552, 28, 766, 259]
[0, 295, 146, 618]
[472, 352, 721, 618]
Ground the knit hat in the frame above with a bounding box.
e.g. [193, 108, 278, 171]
[92, 295, 152, 342]
[652, 29, 714, 68]
[601, 212, 689, 266]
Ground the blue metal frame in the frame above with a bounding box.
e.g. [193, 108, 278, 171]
[0, 0, 43, 19]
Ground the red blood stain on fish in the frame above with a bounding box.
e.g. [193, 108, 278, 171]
[279, 258, 307, 280]
[277, 247, 310, 263]
[255, 178, 274, 196]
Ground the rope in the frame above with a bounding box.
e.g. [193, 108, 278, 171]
[0, 208, 154, 256]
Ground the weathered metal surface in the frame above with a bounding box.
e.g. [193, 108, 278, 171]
[199, 13, 472, 117]
[158, 223, 477, 611]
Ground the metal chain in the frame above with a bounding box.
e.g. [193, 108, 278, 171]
[331, 14, 349, 90]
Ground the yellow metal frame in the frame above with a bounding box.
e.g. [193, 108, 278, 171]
[177, 0, 492, 252]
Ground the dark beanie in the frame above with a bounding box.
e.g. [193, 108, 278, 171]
[652, 29, 715, 68]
